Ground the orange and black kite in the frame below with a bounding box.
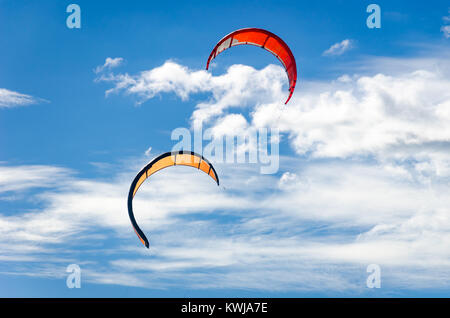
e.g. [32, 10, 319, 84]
[127, 151, 220, 248]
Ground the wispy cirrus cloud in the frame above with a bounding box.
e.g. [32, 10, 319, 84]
[0, 88, 46, 108]
[1, 156, 450, 293]
[0, 165, 71, 193]
[322, 39, 354, 56]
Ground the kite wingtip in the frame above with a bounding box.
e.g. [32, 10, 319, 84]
[285, 91, 294, 104]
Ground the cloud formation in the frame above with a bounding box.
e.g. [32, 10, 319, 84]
[0, 88, 44, 108]
[98, 58, 450, 171]
[1, 156, 449, 293]
[97, 61, 285, 127]
[442, 10, 450, 38]
[2, 53, 450, 295]
[442, 26, 450, 39]
[94, 57, 124, 74]
[322, 39, 354, 56]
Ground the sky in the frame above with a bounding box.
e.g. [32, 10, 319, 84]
[0, 0, 450, 297]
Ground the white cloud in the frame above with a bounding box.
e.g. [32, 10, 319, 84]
[2, 52, 450, 294]
[442, 9, 450, 38]
[323, 39, 354, 56]
[254, 70, 450, 163]
[1, 156, 449, 292]
[94, 57, 124, 74]
[144, 146, 152, 157]
[277, 171, 300, 190]
[442, 25, 450, 39]
[210, 113, 249, 138]
[92, 56, 450, 288]
[0, 165, 71, 193]
[0, 88, 45, 108]
[97, 61, 286, 127]
[99, 58, 450, 171]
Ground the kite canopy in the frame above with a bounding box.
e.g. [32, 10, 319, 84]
[127, 151, 220, 248]
[206, 28, 297, 104]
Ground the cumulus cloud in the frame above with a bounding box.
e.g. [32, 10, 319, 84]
[97, 61, 286, 127]
[255, 70, 450, 162]
[0, 88, 45, 108]
[323, 39, 354, 56]
[98, 58, 450, 172]
[94, 57, 124, 74]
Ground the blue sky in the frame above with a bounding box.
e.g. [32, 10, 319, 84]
[1, 0, 450, 297]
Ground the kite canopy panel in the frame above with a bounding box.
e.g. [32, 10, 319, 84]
[206, 28, 297, 104]
[127, 151, 220, 248]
